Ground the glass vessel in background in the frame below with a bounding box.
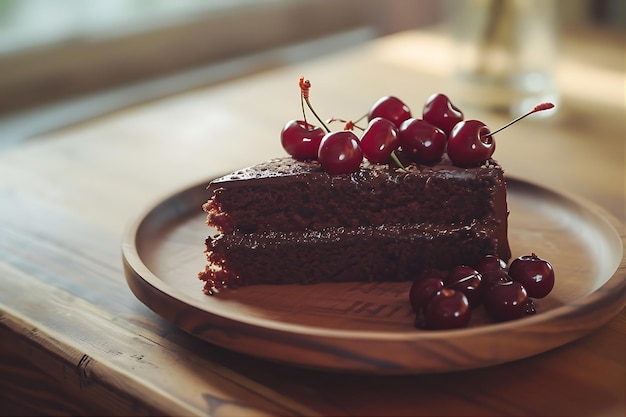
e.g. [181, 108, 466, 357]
[448, 0, 559, 117]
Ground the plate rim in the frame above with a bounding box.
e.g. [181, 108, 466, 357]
[122, 175, 626, 371]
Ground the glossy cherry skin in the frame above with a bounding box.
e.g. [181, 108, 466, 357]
[475, 254, 508, 276]
[508, 253, 555, 298]
[281, 120, 325, 160]
[447, 119, 495, 168]
[481, 268, 513, 289]
[444, 265, 484, 307]
[317, 130, 363, 175]
[422, 93, 464, 136]
[423, 288, 472, 330]
[360, 117, 400, 164]
[525, 298, 537, 315]
[368, 96, 412, 129]
[484, 280, 528, 322]
[409, 277, 445, 313]
[398, 118, 447, 164]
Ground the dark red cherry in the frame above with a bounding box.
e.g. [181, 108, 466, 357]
[508, 253, 555, 299]
[445, 101, 556, 168]
[444, 265, 484, 307]
[422, 93, 464, 136]
[281, 120, 325, 160]
[447, 119, 495, 168]
[423, 288, 472, 330]
[475, 254, 508, 276]
[317, 131, 363, 175]
[398, 118, 446, 164]
[481, 268, 513, 289]
[368, 96, 412, 129]
[409, 277, 444, 313]
[484, 280, 528, 322]
[360, 117, 400, 164]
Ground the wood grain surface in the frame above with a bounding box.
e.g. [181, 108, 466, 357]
[1, 27, 624, 416]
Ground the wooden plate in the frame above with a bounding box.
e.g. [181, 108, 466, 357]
[122, 177, 626, 374]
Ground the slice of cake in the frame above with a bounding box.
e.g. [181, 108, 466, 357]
[198, 156, 510, 294]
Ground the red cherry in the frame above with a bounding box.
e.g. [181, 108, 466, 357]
[481, 268, 513, 289]
[484, 280, 528, 322]
[444, 265, 484, 307]
[317, 131, 363, 175]
[475, 254, 508, 276]
[444, 101, 555, 168]
[281, 120, 325, 160]
[447, 120, 495, 167]
[368, 96, 412, 129]
[508, 253, 555, 298]
[360, 117, 400, 164]
[422, 93, 464, 136]
[423, 288, 472, 330]
[525, 298, 537, 315]
[409, 277, 444, 313]
[398, 118, 447, 164]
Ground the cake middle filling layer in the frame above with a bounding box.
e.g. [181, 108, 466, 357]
[205, 221, 504, 285]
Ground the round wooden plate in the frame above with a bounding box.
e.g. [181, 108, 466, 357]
[122, 177, 626, 374]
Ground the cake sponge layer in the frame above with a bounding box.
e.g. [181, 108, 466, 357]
[198, 222, 505, 293]
[206, 157, 507, 234]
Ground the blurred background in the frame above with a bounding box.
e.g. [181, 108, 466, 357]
[0, 0, 624, 145]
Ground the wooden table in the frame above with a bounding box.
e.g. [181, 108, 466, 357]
[1, 27, 624, 416]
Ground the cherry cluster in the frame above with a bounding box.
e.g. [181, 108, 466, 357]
[409, 253, 555, 330]
[281, 78, 554, 175]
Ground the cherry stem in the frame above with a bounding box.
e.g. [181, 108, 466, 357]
[390, 151, 406, 171]
[300, 94, 307, 126]
[304, 97, 330, 132]
[489, 102, 555, 136]
[299, 77, 330, 133]
[327, 118, 365, 131]
[353, 113, 368, 125]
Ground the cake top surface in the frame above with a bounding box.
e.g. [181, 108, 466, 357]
[209, 156, 504, 190]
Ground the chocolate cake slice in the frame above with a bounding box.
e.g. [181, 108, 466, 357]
[198, 156, 510, 293]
